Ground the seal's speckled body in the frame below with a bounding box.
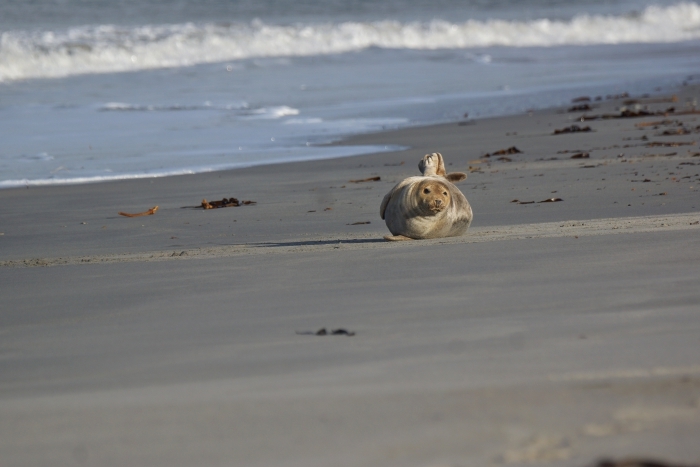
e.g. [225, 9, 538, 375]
[380, 153, 473, 241]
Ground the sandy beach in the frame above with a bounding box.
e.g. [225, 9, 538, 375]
[1, 85, 700, 467]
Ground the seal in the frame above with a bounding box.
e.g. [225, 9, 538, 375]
[380, 153, 473, 241]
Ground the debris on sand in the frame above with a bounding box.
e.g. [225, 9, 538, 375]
[200, 198, 256, 209]
[605, 92, 630, 100]
[484, 146, 522, 157]
[635, 119, 676, 128]
[296, 328, 356, 336]
[623, 95, 678, 106]
[511, 198, 563, 204]
[646, 141, 695, 148]
[568, 104, 592, 112]
[578, 106, 696, 121]
[553, 125, 592, 135]
[593, 457, 699, 467]
[593, 109, 661, 120]
[659, 127, 692, 136]
[493, 146, 523, 155]
[118, 206, 158, 217]
[349, 176, 381, 183]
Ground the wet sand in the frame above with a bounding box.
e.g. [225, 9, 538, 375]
[1, 86, 699, 467]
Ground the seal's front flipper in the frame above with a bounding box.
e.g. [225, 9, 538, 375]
[383, 234, 413, 241]
[446, 172, 467, 183]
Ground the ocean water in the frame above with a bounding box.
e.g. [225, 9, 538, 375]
[1, 0, 699, 187]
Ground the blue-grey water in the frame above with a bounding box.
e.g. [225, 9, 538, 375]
[1, 0, 699, 187]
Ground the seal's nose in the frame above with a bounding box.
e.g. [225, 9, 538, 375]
[435, 199, 442, 206]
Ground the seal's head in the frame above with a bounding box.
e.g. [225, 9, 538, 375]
[417, 179, 450, 214]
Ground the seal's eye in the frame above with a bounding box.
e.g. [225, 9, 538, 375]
[443, 191, 448, 196]
[423, 188, 431, 194]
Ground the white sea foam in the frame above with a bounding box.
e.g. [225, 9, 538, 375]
[0, 169, 198, 188]
[1, 2, 699, 82]
[19, 152, 54, 162]
[284, 118, 324, 125]
[98, 102, 298, 118]
[100, 101, 248, 111]
[244, 106, 300, 119]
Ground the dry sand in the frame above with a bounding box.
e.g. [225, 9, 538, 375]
[1, 86, 700, 467]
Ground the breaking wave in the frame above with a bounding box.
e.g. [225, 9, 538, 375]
[1, 2, 700, 82]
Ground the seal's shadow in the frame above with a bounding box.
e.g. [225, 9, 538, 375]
[251, 238, 385, 248]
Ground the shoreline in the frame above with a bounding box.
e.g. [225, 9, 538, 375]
[1, 75, 692, 191]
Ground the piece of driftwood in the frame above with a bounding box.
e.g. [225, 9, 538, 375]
[511, 199, 535, 204]
[593, 457, 699, 467]
[511, 198, 563, 204]
[118, 206, 159, 217]
[349, 176, 381, 183]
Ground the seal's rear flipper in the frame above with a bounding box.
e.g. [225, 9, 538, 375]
[383, 234, 414, 241]
[419, 152, 446, 176]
